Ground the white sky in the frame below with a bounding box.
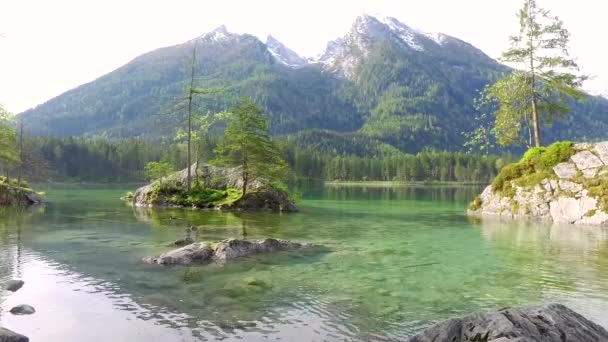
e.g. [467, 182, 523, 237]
[1, 0, 606, 113]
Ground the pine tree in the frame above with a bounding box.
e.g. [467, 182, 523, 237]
[487, 0, 587, 147]
[213, 100, 288, 196]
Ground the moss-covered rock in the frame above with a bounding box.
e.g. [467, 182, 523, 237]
[0, 177, 43, 207]
[132, 163, 297, 212]
[469, 141, 608, 226]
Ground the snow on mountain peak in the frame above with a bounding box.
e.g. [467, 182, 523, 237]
[201, 25, 234, 42]
[266, 35, 308, 68]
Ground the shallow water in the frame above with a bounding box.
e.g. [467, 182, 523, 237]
[1, 184, 608, 341]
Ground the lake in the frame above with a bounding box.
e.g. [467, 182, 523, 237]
[1, 184, 608, 341]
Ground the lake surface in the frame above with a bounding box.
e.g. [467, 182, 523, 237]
[1, 184, 608, 341]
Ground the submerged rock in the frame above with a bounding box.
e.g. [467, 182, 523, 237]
[143, 238, 310, 266]
[4, 280, 24, 292]
[0, 327, 29, 342]
[9, 305, 36, 315]
[469, 141, 608, 226]
[408, 303, 608, 342]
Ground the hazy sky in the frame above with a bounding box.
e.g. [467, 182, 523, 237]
[1, 0, 606, 113]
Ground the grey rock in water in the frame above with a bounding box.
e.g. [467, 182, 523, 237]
[9, 305, 36, 315]
[408, 303, 608, 342]
[143, 238, 309, 266]
[0, 327, 29, 342]
[4, 280, 24, 292]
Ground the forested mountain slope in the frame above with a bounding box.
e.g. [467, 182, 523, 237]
[20, 15, 608, 153]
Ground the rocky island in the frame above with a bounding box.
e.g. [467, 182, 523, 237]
[0, 177, 43, 207]
[131, 164, 298, 212]
[143, 238, 311, 265]
[469, 142, 608, 226]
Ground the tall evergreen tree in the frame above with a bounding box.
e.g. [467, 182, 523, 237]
[213, 100, 288, 196]
[0, 105, 18, 178]
[487, 0, 587, 147]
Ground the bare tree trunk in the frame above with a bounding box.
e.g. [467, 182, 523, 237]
[186, 42, 198, 191]
[17, 118, 24, 185]
[242, 153, 248, 197]
[528, 0, 542, 147]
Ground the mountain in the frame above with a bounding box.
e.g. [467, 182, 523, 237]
[20, 15, 608, 153]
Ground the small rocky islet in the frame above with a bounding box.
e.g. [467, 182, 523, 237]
[0, 177, 43, 208]
[130, 163, 297, 212]
[143, 238, 311, 266]
[469, 141, 608, 226]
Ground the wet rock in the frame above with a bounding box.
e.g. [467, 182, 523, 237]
[4, 280, 24, 292]
[213, 238, 306, 262]
[408, 303, 608, 342]
[144, 238, 310, 266]
[172, 237, 194, 247]
[553, 162, 577, 179]
[0, 327, 29, 342]
[9, 305, 36, 315]
[144, 242, 214, 265]
[571, 150, 604, 170]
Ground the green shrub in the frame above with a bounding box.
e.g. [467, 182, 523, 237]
[492, 141, 574, 197]
[469, 196, 483, 211]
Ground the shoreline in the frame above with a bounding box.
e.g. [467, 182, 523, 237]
[323, 181, 489, 187]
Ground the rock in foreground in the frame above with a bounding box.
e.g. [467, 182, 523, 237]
[143, 238, 309, 265]
[0, 327, 29, 342]
[9, 305, 35, 315]
[408, 303, 608, 342]
[131, 163, 297, 212]
[4, 280, 24, 292]
[469, 142, 608, 226]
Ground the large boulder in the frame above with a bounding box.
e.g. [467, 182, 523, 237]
[0, 327, 29, 342]
[131, 163, 297, 212]
[408, 303, 608, 342]
[143, 238, 309, 265]
[469, 142, 608, 226]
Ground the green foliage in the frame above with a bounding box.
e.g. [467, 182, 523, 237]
[213, 100, 289, 195]
[587, 181, 608, 212]
[520, 141, 574, 171]
[491, 141, 574, 197]
[0, 176, 31, 190]
[0, 105, 18, 167]
[124, 191, 134, 200]
[485, 0, 588, 147]
[144, 161, 175, 183]
[146, 180, 242, 208]
[469, 196, 483, 211]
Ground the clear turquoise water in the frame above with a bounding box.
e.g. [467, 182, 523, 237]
[1, 184, 608, 341]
